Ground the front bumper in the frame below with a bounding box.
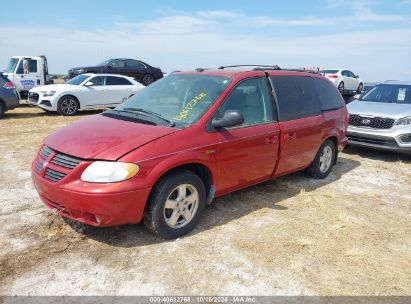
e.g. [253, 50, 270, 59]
[32, 160, 151, 227]
[347, 125, 411, 154]
[28, 92, 57, 111]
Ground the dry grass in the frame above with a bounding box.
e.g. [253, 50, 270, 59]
[1, 106, 410, 296]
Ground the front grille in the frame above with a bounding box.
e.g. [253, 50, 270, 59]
[35, 145, 84, 183]
[39, 145, 53, 159]
[28, 92, 39, 103]
[34, 159, 43, 174]
[44, 168, 67, 182]
[349, 115, 395, 129]
[51, 153, 82, 169]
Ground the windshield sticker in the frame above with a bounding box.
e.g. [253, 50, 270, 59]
[20, 79, 35, 89]
[398, 88, 406, 101]
[174, 92, 207, 121]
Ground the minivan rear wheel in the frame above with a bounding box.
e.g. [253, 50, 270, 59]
[307, 140, 336, 179]
[144, 170, 206, 239]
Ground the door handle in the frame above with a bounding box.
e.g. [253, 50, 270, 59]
[284, 133, 297, 141]
[265, 136, 278, 144]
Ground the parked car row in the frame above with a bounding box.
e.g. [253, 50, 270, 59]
[1, 55, 163, 104]
[28, 73, 144, 115]
[67, 58, 164, 86]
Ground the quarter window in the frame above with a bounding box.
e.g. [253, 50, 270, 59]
[270, 76, 320, 121]
[217, 78, 275, 126]
[310, 78, 344, 111]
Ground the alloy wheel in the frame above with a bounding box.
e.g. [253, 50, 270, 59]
[163, 184, 199, 229]
[319, 145, 333, 173]
[60, 97, 77, 115]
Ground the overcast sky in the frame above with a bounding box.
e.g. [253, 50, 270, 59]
[1, 0, 410, 81]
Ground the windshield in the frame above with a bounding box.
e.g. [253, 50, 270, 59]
[96, 59, 112, 66]
[4, 58, 19, 73]
[114, 74, 231, 126]
[360, 84, 411, 104]
[65, 74, 89, 85]
[321, 70, 339, 74]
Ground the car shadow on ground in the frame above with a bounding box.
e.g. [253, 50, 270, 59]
[3, 107, 105, 119]
[65, 155, 361, 248]
[344, 145, 411, 163]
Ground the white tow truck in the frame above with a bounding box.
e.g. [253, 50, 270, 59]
[2, 55, 52, 101]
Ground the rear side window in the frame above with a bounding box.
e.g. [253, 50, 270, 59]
[106, 76, 132, 85]
[126, 60, 145, 68]
[310, 77, 344, 111]
[270, 76, 320, 121]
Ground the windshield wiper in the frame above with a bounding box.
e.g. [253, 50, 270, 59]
[120, 108, 175, 127]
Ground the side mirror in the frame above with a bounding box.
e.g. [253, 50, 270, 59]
[352, 93, 362, 100]
[84, 81, 94, 87]
[212, 110, 244, 129]
[354, 75, 359, 79]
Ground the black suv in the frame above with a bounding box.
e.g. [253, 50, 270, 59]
[68, 59, 163, 86]
[0, 74, 19, 118]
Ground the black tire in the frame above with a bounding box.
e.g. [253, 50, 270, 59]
[307, 140, 336, 179]
[357, 83, 363, 93]
[144, 170, 206, 239]
[0, 102, 5, 119]
[338, 81, 344, 93]
[142, 74, 154, 86]
[57, 95, 79, 116]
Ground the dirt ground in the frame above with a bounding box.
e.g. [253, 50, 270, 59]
[1, 106, 410, 296]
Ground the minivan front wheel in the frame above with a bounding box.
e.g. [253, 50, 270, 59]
[307, 140, 336, 179]
[144, 170, 206, 239]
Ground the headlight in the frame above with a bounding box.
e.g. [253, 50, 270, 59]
[40, 91, 56, 97]
[395, 117, 411, 126]
[81, 161, 139, 183]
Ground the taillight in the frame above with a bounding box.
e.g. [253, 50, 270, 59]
[328, 75, 338, 79]
[3, 81, 15, 89]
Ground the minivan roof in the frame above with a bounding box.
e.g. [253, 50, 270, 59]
[177, 68, 324, 79]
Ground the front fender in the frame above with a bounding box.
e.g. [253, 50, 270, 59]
[125, 150, 217, 190]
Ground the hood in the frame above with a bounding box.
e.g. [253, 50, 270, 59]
[44, 115, 177, 160]
[347, 100, 411, 119]
[30, 84, 78, 92]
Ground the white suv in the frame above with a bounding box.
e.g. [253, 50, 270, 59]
[321, 69, 363, 94]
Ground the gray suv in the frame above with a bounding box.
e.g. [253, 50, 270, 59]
[347, 80, 411, 154]
[0, 74, 19, 118]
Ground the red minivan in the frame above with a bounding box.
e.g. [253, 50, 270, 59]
[32, 67, 348, 238]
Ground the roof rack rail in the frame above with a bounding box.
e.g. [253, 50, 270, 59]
[218, 65, 280, 70]
[195, 67, 211, 72]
